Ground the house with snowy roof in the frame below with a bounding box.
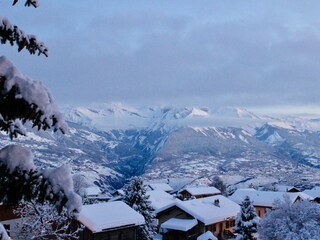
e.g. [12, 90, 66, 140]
[303, 187, 320, 203]
[156, 195, 240, 240]
[178, 186, 221, 200]
[77, 201, 145, 240]
[84, 186, 111, 202]
[229, 189, 313, 218]
[148, 183, 174, 193]
[85, 186, 101, 197]
[276, 185, 300, 193]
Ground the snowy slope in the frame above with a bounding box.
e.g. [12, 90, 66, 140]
[1, 104, 320, 190]
[64, 104, 320, 186]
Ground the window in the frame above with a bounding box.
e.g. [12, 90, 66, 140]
[206, 224, 216, 232]
[226, 220, 235, 228]
[230, 220, 235, 227]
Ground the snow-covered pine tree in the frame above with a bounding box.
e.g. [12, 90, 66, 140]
[234, 196, 259, 240]
[258, 195, 320, 240]
[123, 177, 156, 240]
[0, 1, 82, 238]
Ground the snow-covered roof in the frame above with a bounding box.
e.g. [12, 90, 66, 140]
[147, 190, 180, 213]
[161, 218, 198, 232]
[179, 186, 221, 196]
[85, 186, 101, 196]
[77, 202, 145, 233]
[176, 195, 240, 225]
[197, 231, 218, 240]
[148, 183, 173, 192]
[303, 189, 320, 198]
[276, 185, 300, 192]
[229, 189, 312, 207]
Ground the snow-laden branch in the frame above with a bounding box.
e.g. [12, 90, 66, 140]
[14, 201, 83, 240]
[0, 145, 82, 215]
[0, 17, 47, 56]
[0, 56, 68, 139]
[12, 0, 40, 8]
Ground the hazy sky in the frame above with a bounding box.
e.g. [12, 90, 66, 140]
[1, 0, 320, 113]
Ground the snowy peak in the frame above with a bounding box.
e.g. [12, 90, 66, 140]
[189, 107, 209, 117]
[64, 103, 148, 130]
[209, 107, 260, 119]
[65, 105, 263, 131]
[63, 103, 320, 134]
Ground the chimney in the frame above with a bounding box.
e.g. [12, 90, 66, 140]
[214, 199, 220, 207]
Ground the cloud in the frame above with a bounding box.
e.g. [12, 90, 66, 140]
[1, 1, 320, 111]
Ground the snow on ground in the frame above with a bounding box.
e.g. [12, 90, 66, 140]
[25, 132, 54, 143]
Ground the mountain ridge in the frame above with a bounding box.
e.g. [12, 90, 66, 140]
[1, 104, 319, 190]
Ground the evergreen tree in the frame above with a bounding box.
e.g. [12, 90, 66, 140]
[234, 196, 259, 240]
[123, 177, 156, 240]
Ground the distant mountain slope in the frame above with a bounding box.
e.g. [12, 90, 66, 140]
[1, 104, 319, 189]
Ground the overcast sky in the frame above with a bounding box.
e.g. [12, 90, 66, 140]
[1, 0, 320, 113]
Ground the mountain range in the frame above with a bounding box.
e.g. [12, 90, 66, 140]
[2, 103, 320, 190]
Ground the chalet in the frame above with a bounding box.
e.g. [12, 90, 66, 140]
[303, 187, 320, 203]
[276, 185, 300, 193]
[84, 186, 111, 202]
[229, 189, 313, 218]
[85, 186, 101, 198]
[156, 195, 240, 240]
[178, 187, 221, 200]
[77, 201, 145, 240]
[148, 183, 174, 193]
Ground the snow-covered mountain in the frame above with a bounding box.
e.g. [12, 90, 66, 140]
[2, 104, 320, 189]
